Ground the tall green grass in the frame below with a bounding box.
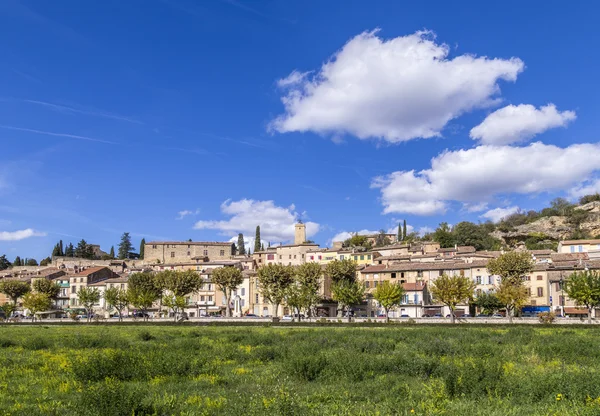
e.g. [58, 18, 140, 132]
[0, 325, 599, 415]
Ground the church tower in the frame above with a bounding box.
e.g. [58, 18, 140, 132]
[294, 221, 306, 245]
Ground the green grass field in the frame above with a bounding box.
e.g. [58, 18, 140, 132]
[0, 325, 599, 415]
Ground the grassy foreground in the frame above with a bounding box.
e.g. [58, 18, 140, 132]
[1, 326, 600, 415]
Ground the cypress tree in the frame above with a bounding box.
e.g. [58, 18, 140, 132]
[261, 243, 265, 251]
[237, 233, 246, 255]
[13, 256, 21, 266]
[59, 240, 64, 256]
[65, 243, 74, 257]
[254, 226, 261, 252]
[109, 246, 115, 259]
[52, 244, 61, 257]
[403, 220, 407, 241]
[397, 223, 401, 242]
[139, 238, 145, 259]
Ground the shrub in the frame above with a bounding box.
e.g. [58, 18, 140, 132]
[77, 378, 152, 416]
[138, 330, 154, 341]
[538, 311, 556, 324]
[286, 353, 327, 381]
[22, 336, 50, 350]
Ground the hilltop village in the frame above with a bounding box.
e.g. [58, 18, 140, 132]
[1, 219, 599, 320]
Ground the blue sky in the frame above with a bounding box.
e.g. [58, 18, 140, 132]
[2, 0, 600, 261]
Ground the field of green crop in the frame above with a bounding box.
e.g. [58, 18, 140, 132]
[0, 325, 600, 415]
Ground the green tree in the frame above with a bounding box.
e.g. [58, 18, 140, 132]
[374, 229, 391, 247]
[324, 259, 357, 284]
[52, 243, 62, 257]
[430, 274, 475, 323]
[77, 287, 101, 322]
[283, 283, 304, 321]
[257, 263, 294, 317]
[550, 197, 574, 216]
[453, 221, 501, 251]
[580, 193, 600, 205]
[65, 243, 75, 257]
[332, 280, 365, 321]
[0, 303, 16, 319]
[139, 238, 145, 260]
[565, 270, 600, 324]
[433, 222, 455, 248]
[162, 270, 202, 297]
[162, 294, 187, 322]
[473, 291, 503, 315]
[211, 267, 244, 317]
[403, 219, 407, 241]
[26, 259, 38, 266]
[22, 292, 52, 322]
[237, 233, 246, 255]
[118, 232, 133, 259]
[39, 257, 52, 266]
[254, 226, 261, 252]
[488, 251, 534, 323]
[342, 234, 372, 249]
[33, 279, 61, 299]
[372, 281, 405, 323]
[109, 246, 115, 259]
[104, 287, 129, 321]
[127, 288, 157, 321]
[294, 262, 322, 318]
[0, 254, 10, 270]
[128, 272, 161, 297]
[0, 280, 31, 305]
[75, 239, 94, 259]
[13, 256, 21, 267]
[397, 223, 402, 242]
[59, 240, 64, 256]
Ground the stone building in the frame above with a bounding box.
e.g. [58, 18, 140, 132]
[144, 241, 235, 264]
[69, 266, 119, 308]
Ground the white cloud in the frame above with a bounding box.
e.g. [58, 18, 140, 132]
[470, 104, 576, 145]
[480, 206, 520, 223]
[418, 227, 434, 236]
[463, 202, 489, 213]
[372, 142, 600, 215]
[270, 29, 524, 143]
[194, 199, 319, 243]
[176, 209, 200, 220]
[331, 229, 379, 243]
[570, 179, 600, 199]
[227, 235, 269, 253]
[0, 228, 46, 241]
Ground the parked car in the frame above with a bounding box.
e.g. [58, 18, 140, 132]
[492, 313, 504, 318]
[244, 314, 259, 318]
[377, 314, 386, 318]
[476, 314, 491, 318]
[132, 312, 150, 319]
[462, 314, 472, 318]
[433, 313, 443, 318]
[400, 314, 410, 318]
[281, 315, 293, 321]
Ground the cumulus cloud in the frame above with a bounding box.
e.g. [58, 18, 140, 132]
[480, 206, 520, 223]
[176, 209, 200, 220]
[331, 229, 379, 243]
[0, 228, 46, 241]
[371, 142, 600, 215]
[463, 202, 489, 213]
[270, 29, 524, 143]
[194, 199, 319, 243]
[570, 179, 600, 199]
[470, 104, 576, 145]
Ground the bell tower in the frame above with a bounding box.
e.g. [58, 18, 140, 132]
[294, 220, 306, 245]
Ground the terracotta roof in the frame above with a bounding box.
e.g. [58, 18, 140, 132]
[378, 244, 410, 250]
[36, 267, 66, 277]
[530, 250, 554, 256]
[376, 255, 412, 261]
[410, 253, 440, 259]
[551, 253, 589, 262]
[146, 241, 233, 246]
[71, 266, 109, 276]
[403, 281, 426, 291]
[561, 239, 600, 245]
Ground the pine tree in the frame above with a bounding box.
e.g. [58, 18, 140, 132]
[118, 232, 133, 259]
[109, 246, 115, 259]
[254, 226, 261, 252]
[59, 240, 64, 256]
[261, 243, 265, 251]
[403, 220, 407, 241]
[65, 243, 74, 257]
[52, 243, 61, 257]
[75, 240, 90, 259]
[139, 238, 146, 259]
[13, 256, 21, 266]
[237, 234, 245, 255]
[397, 223, 401, 242]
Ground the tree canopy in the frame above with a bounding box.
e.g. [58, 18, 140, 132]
[211, 267, 244, 317]
[324, 259, 357, 285]
[430, 274, 475, 323]
[565, 270, 600, 324]
[0, 280, 31, 305]
[118, 232, 133, 259]
[33, 279, 61, 299]
[257, 263, 294, 316]
[372, 281, 405, 322]
[77, 287, 101, 322]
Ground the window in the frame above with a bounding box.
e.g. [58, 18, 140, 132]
[537, 275, 543, 281]
[417, 270, 423, 278]
[201, 296, 205, 301]
[187, 251, 191, 256]
[294, 255, 297, 259]
[152, 245, 157, 249]
[459, 270, 465, 276]
[579, 245, 583, 252]
[289, 255, 292, 259]
[556, 282, 561, 291]
[340, 255, 345, 260]
[570, 246, 575, 253]
[439, 270, 444, 277]
[476, 276, 482, 284]
[537, 287, 544, 297]
[391, 272, 397, 279]
[318, 255, 322, 260]
[208, 284, 212, 290]
[374, 281, 378, 287]
[367, 255, 371, 260]
[414, 294, 419, 304]
[241, 288, 245, 296]
[71, 285, 76, 294]
[267, 254, 274, 260]
[526, 288, 532, 296]
[524, 275, 531, 281]
[171, 252, 175, 258]
[365, 281, 370, 288]
[401, 272, 405, 278]
[255, 294, 259, 303]
[302, 254, 305, 259]
[220, 250, 225, 256]
[241, 300, 245, 307]
[203, 250, 208, 256]
[208, 296, 213, 302]
[360, 255, 364, 260]
[310, 256, 314, 260]
[188, 244, 190, 248]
